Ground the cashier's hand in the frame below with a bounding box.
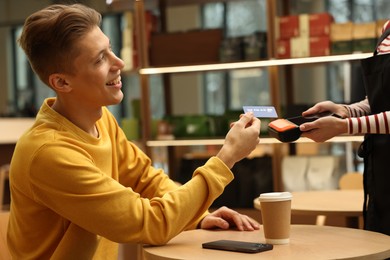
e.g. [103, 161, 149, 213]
[200, 206, 260, 231]
[300, 100, 349, 142]
[217, 113, 261, 169]
[300, 116, 348, 143]
[302, 100, 349, 119]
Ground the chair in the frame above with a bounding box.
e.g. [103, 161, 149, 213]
[0, 211, 11, 260]
[339, 172, 363, 190]
[317, 172, 364, 226]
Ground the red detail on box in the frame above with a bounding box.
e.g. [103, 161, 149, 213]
[309, 13, 333, 37]
[279, 15, 300, 40]
[310, 36, 330, 57]
[276, 39, 291, 59]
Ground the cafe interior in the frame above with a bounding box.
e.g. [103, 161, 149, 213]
[1, 0, 390, 259]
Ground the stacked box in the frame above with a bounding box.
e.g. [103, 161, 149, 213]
[277, 15, 300, 39]
[310, 37, 330, 56]
[308, 13, 331, 56]
[276, 15, 299, 58]
[330, 22, 353, 55]
[291, 37, 309, 58]
[353, 22, 376, 53]
[276, 13, 332, 58]
[276, 39, 290, 59]
[376, 19, 388, 37]
[309, 13, 333, 37]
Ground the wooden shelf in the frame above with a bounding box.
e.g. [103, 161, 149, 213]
[108, 0, 252, 11]
[146, 135, 364, 147]
[139, 53, 372, 75]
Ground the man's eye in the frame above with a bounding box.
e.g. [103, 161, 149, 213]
[96, 55, 105, 63]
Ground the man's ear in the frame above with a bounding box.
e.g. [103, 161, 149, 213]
[49, 74, 72, 93]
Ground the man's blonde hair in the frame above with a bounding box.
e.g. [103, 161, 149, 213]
[18, 4, 102, 86]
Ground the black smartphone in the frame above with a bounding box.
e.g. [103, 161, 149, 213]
[202, 240, 273, 254]
[287, 112, 342, 126]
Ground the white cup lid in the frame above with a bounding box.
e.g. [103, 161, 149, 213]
[259, 192, 292, 202]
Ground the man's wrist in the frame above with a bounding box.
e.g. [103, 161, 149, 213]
[216, 148, 234, 169]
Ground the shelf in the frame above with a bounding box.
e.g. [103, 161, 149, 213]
[146, 135, 364, 147]
[108, 0, 251, 10]
[139, 53, 372, 75]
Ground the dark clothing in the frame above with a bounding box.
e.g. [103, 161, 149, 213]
[359, 29, 390, 235]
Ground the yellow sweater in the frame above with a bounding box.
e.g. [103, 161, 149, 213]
[8, 98, 233, 259]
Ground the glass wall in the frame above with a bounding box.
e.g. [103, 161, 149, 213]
[202, 0, 270, 115]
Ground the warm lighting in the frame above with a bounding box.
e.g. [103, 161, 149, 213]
[146, 135, 364, 147]
[139, 53, 372, 75]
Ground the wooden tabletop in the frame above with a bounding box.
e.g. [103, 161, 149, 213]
[142, 225, 390, 260]
[254, 190, 364, 217]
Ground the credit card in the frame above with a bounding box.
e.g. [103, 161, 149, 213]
[243, 106, 278, 118]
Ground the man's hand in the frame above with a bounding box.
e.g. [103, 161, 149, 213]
[199, 206, 260, 231]
[217, 113, 261, 169]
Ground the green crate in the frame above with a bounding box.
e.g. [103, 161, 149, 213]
[331, 41, 353, 55]
[353, 38, 376, 53]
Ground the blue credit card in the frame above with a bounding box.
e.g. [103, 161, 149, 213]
[243, 106, 278, 118]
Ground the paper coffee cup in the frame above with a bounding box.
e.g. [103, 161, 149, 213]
[259, 192, 292, 245]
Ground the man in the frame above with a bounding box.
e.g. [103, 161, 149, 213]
[7, 3, 262, 259]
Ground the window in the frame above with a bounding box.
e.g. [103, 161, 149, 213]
[202, 0, 270, 115]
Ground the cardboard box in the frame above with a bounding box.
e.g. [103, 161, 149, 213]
[309, 13, 333, 36]
[276, 39, 290, 59]
[310, 36, 330, 57]
[376, 19, 389, 37]
[291, 37, 309, 58]
[277, 13, 333, 39]
[150, 29, 223, 66]
[277, 15, 300, 39]
[299, 14, 309, 37]
[353, 38, 376, 53]
[331, 41, 353, 55]
[330, 22, 353, 42]
[353, 22, 376, 40]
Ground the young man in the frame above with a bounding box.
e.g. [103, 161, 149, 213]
[7, 4, 261, 259]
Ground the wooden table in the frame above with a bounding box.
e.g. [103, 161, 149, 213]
[254, 190, 363, 228]
[142, 225, 390, 260]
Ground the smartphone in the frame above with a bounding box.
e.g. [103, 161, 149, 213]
[287, 112, 342, 126]
[202, 240, 273, 254]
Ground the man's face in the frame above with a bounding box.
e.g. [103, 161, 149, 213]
[66, 26, 125, 108]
